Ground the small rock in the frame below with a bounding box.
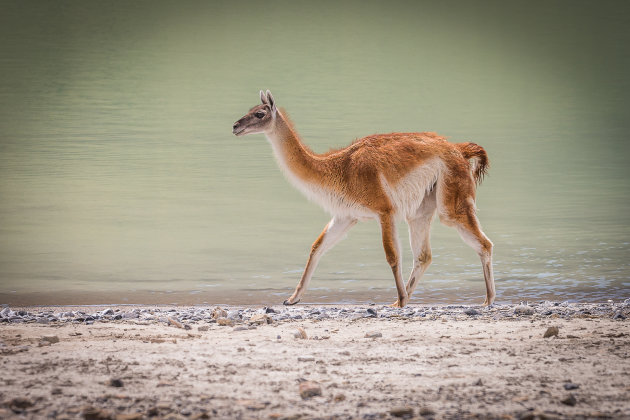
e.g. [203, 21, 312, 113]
[613, 310, 626, 320]
[294, 327, 308, 339]
[390, 406, 414, 417]
[107, 378, 124, 388]
[167, 317, 184, 329]
[543, 326, 559, 338]
[364, 332, 382, 338]
[297, 356, 315, 362]
[226, 310, 241, 320]
[299, 381, 322, 399]
[366, 308, 377, 317]
[561, 394, 577, 406]
[514, 305, 535, 315]
[115, 414, 144, 420]
[9, 397, 34, 410]
[233, 326, 248, 331]
[212, 308, 227, 319]
[473, 378, 483, 386]
[464, 308, 480, 316]
[217, 318, 234, 327]
[42, 335, 60, 344]
[418, 406, 435, 416]
[197, 325, 209, 332]
[333, 393, 346, 402]
[82, 406, 114, 420]
[265, 307, 277, 314]
[249, 313, 272, 325]
[563, 383, 579, 390]
[236, 399, 267, 410]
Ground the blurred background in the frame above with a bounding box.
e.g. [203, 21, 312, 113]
[1, 0, 628, 305]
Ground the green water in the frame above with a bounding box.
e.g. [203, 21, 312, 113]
[1, 1, 629, 305]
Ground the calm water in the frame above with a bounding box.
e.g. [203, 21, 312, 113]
[1, 1, 629, 305]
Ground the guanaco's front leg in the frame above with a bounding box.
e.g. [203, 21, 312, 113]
[284, 217, 357, 305]
[379, 213, 408, 308]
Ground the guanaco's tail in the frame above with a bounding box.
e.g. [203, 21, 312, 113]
[455, 142, 489, 184]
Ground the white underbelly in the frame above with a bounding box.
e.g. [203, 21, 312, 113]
[291, 175, 376, 218]
[381, 159, 443, 220]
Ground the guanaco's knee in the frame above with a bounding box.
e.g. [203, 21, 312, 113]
[479, 237, 493, 257]
[417, 249, 432, 266]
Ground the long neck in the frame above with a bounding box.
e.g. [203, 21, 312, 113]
[265, 111, 327, 184]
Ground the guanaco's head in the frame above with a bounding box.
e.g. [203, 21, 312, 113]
[232, 90, 277, 136]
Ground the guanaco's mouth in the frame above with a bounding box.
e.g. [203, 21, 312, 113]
[232, 127, 246, 136]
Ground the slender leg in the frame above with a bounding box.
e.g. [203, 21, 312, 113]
[284, 216, 357, 305]
[454, 212, 495, 306]
[436, 164, 495, 306]
[392, 191, 437, 306]
[380, 213, 407, 308]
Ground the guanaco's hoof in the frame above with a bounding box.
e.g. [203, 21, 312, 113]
[283, 299, 300, 306]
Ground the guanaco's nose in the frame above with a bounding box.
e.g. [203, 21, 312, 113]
[232, 121, 240, 130]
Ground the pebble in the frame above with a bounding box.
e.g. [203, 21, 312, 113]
[333, 393, 346, 402]
[299, 381, 322, 399]
[543, 326, 559, 338]
[390, 406, 414, 417]
[294, 327, 308, 339]
[167, 317, 184, 329]
[212, 308, 228, 319]
[563, 382, 579, 390]
[82, 406, 114, 420]
[42, 335, 60, 344]
[108, 378, 124, 387]
[226, 310, 241, 320]
[418, 406, 435, 416]
[364, 332, 382, 339]
[561, 394, 577, 406]
[249, 313, 272, 325]
[464, 308, 480, 316]
[116, 414, 144, 420]
[216, 318, 234, 327]
[197, 325, 209, 332]
[9, 397, 34, 410]
[297, 356, 315, 362]
[514, 305, 535, 316]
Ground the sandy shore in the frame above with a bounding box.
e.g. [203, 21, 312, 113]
[1, 303, 629, 419]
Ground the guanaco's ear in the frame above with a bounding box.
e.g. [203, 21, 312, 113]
[260, 90, 268, 105]
[266, 90, 276, 114]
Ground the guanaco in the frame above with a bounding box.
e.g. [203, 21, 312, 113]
[232, 90, 495, 307]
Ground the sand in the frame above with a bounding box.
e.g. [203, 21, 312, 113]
[1, 304, 629, 419]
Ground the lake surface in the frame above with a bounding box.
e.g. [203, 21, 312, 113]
[1, 1, 629, 305]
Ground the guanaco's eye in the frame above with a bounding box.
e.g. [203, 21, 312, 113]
[255, 111, 265, 119]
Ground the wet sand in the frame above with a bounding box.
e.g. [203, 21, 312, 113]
[1, 303, 629, 419]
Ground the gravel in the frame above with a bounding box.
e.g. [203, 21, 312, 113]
[0, 301, 627, 326]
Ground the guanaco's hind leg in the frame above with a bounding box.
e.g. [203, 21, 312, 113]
[438, 168, 495, 305]
[454, 216, 495, 305]
[379, 213, 407, 308]
[403, 190, 437, 300]
[284, 216, 357, 305]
